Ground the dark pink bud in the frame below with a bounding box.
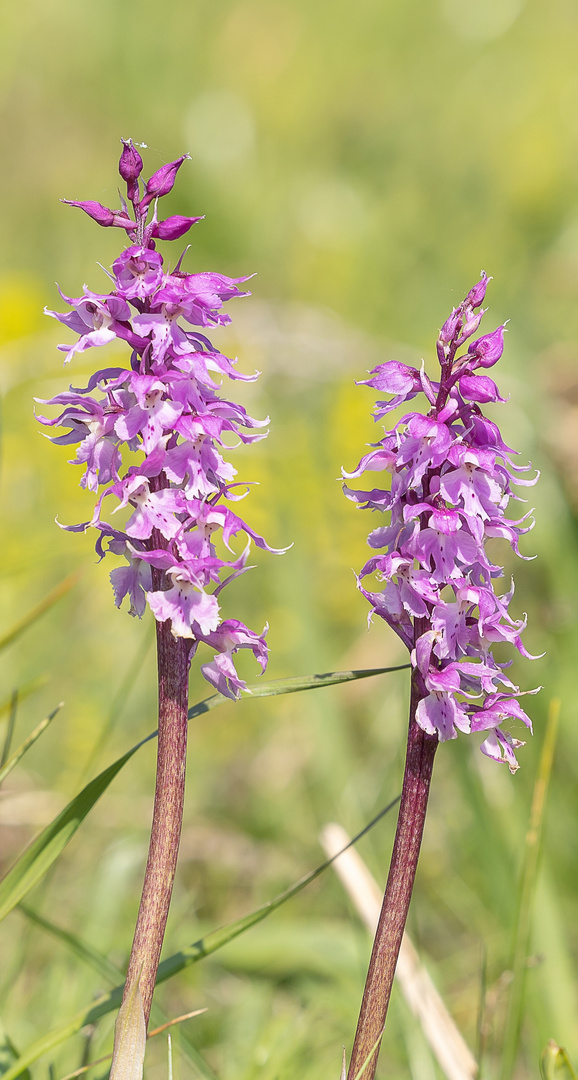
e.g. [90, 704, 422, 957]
[467, 325, 505, 369]
[62, 199, 136, 232]
[119, 140, 144, 203]
[141, 154, 191, 207]
[459, 373, 506, 403]
[151, 215, 203, 241]
[466, 272, 490, 309]
[119, 139, 143, 182]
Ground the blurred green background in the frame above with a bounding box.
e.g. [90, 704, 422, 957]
[0, 0, 578, 1077]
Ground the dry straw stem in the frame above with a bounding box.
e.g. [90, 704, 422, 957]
[321, 822, 478, 1080]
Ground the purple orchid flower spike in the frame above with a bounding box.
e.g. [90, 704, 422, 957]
[343, 275, 540, 1080]
[38, 142, 282, 1078]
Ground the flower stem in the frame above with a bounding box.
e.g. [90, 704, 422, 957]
[121, 619, 191, 1025]
[347, 672, 438, 1080]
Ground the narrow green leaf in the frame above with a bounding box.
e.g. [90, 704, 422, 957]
[2, 797, 400, 1080]
[540, 1040, 577, 1080]
[499, 698, 561, 1080]
[0, 680, 48, 718]
[82, 627, 153, 777]
[0, 666, 405, 924]
[0, 704, 64, 788]
[0, 1024, 30, 1080]
[0, 742, 145, 923]
[188, 664, 410, 718]
[0, 573, 80, 654]
[0, 692, 19, 769]
[18, 902, 118, 983]
[18, 907, 218, 1080]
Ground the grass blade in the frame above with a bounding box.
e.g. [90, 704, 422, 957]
[499, 698, 561, 1080]
[0, 742, 145, 923]
[0, 704, 64, 788]
[0, 692, 19, 769]
[18, 902, 119, 983]
[0, 665, 406, 922]
[0, 1024, 30, 1080]
[57, 1011, 207, 1080]
[1, 797, 400, 1080]
[540, 1040, 577, 1080]
[0, 680, 48, 719]
[0, 573, 79, 654]
[82, 628, 153, 778]
[188, 665, 410, 715]
[18, 907, 218, 1080]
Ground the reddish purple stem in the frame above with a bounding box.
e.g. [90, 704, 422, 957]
[347, 671, 438, 1080]
[122, 621, 190, 1024]
[122, 481, 192, 1024]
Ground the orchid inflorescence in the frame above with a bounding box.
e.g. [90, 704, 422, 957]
[38, 140, 281, 698]
[344, 274, 540, 771]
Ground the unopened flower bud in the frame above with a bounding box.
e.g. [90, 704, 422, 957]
[141, 154, 191, 207]
[62, 199, 136, 231]
[467, 325, 506, 369]
[151, 215, 202, 241]
[119, 139, 144, 204]
[466, 272, 490, 309]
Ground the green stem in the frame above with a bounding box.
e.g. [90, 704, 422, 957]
[347, 671, 438, 1080]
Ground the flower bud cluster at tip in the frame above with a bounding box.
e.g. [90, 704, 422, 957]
[343, 273, 540, 771]
[39, 141, 284, 699]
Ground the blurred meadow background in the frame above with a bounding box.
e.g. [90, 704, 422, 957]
[1, 0, 578, 1077]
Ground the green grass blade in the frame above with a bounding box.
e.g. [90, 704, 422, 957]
[0, 743, 144, 924]
[82, 627, 153, 778]
[0, 704, 64, 788]
[0, 573, 79, 654]
[18, 903, 119, 983]
[499, 698, 561, 1080]
[0, 667, 404, 927]
[18, 907, 218, 1080]
[188, 664, 410, 717]
[2, 797, 400, 1080]
[540, 1040, 577, 1080]
[0, 1024, 30, 1080]
[0, 680, 48, 718]
[0, 691, 19, 769]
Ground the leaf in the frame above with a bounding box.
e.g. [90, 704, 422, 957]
[18, 906, 218, 1080]
[540, 1040, 577, 1080]
[0, 692, 18, 769]
[0, 573, 79, 654]
[187, 664, 409, 717]
[2, 797, 400, 1080]
[18, 902, 118, 983]
[499, 698, 561, 1080]
[0, 704, 64, 787]
[0, 665, 405, 923]
[0, 1024, 30, 1080]
[0, 680, 48, 718]
[0, 741, 146, 923]
[109, 980, 146, 1080]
